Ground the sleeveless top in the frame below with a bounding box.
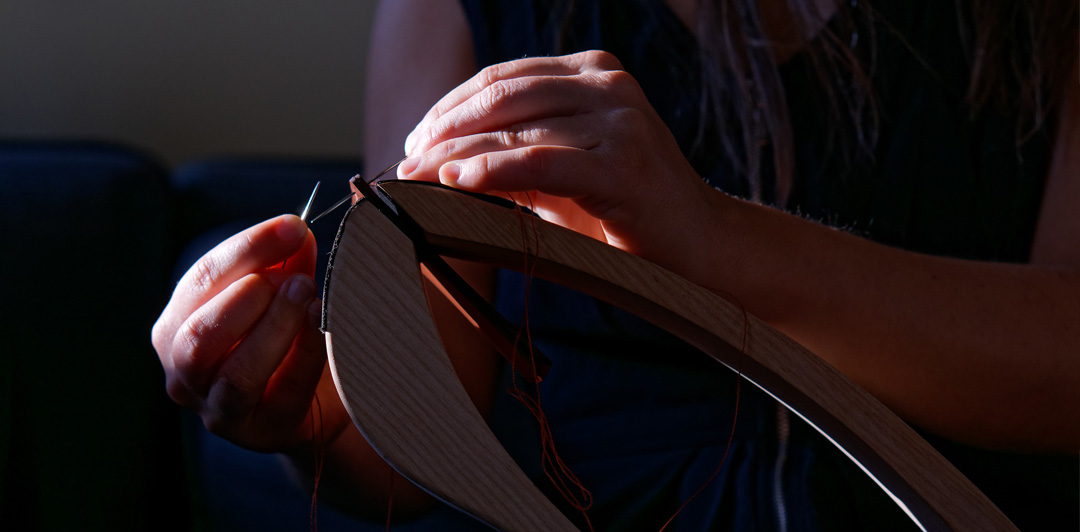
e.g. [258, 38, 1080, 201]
[453, 1, 1071, 531]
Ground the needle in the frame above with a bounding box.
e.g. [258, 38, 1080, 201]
[282, 181, 320, 270]
[369, 156, 409, 184]
[307, 157, 408, 225]
[309, 181, 359, 224]
[299, 181, 321, 222]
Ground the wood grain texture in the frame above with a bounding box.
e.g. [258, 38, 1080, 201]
[369, 180, 1019, 532]
[323, 199, 578, 531]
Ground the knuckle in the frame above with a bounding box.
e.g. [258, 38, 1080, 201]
[478, 79, 513, 115]
[220, 370, 260, 403]
[240, 232, 257, 255]
[201, 409, 230, 436]
[265, 293, 306, 335]
[437, 137, 462, 160]
[498, 129, 519, 149]
[478, 62, 507, 88]
[164, 375, 190, 406]
[263, 310, 299, 341]
[173, 314, 215, 369]
[205, 373, 260, 431]
[425, 119, 454, 150]
[582, 50, 624, 71]
[499, 126, 532, 149]
[476, 152, 495, 177]
[597, 69, 642, 98]
[187, 257, 220, 295]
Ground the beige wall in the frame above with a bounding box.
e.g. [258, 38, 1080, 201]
[0, 1, 378, 164]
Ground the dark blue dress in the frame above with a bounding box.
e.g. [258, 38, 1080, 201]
[458, 1, 1075, 531]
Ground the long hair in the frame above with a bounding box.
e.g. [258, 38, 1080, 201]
[558, 0, 1078, 204]
[696, 0, 1077, 203]
[693, 0, 878, 203]
[961, 0, 1078, 143]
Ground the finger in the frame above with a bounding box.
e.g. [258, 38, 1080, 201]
[153, 215, 310, 351]
[491, 191, 610, 244]
[409, 69, 643, 160]
[407, 74, 603, 157]
[439, 144, 610, 199]
[203, 273, 318, 434]
[279, 230, 318, 277]
[165, 272, 280, 406]
[405, 54, 595, 153]
[405, 51, 623, 155]
[399, 115, 602, 181]
[257, 300, 330, 432]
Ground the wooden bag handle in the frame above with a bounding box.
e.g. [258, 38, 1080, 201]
[322, 180, 1018, 532]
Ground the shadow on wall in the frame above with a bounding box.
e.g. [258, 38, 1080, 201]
[0, 1, 377, 165]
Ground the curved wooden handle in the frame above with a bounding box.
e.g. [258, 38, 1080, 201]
[324, 180, 1018, 532]
[322, 197, 579, 531]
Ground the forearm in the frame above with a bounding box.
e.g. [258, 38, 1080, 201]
[696, 190, 1080, 451]
[388, 32, 1079, 453]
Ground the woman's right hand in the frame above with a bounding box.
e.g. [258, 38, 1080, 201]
[396, 51, 720, 279]
[151, 215, 351, 453]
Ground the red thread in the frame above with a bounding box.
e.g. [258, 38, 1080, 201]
[505, 192, 595, 532]
[385, 468, 395, 532]
[658, 294, 748, 531]
[499, 191, 748, 530]
[309, 393, 326, 532]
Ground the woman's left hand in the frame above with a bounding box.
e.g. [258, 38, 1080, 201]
[397, 50, 720, 271]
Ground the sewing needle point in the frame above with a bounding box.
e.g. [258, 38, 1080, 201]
[308, 157, 409, 225]
[299, 181, 321, 222]
[282, 181, 320, 270]
[309, 190, 356, 225]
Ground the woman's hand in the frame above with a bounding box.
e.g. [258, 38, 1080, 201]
[151, 215, 350, 453]
[397, 50, 721, 272]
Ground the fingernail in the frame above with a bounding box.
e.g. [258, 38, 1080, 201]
[283, 275, 315, 305]
[276, 215, 308, 244]
[397, 155, 421, 179]
[404, 130, 419, 155]
[440, 162, 461, 186]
